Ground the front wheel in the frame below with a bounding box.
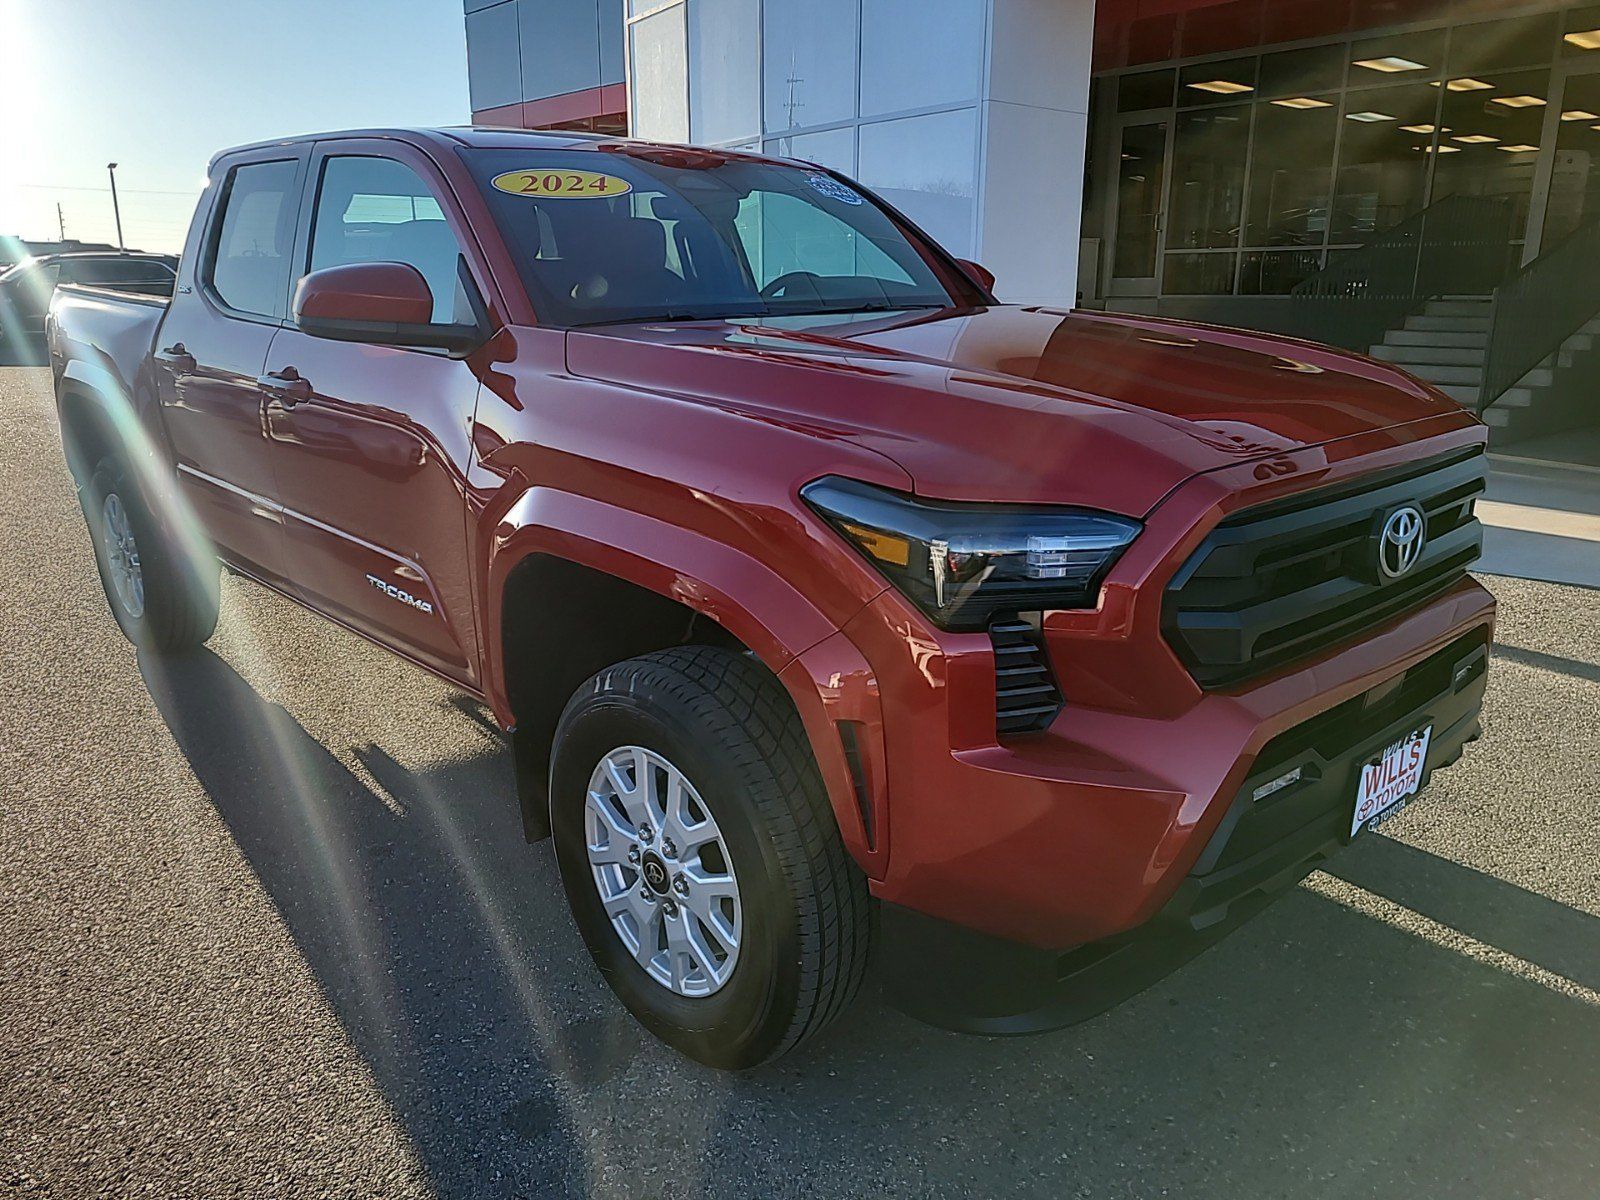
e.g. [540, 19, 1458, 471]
[550, 646, 872, 1069]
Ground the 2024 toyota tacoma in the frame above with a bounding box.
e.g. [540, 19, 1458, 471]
[48, 128, 1493, 1068]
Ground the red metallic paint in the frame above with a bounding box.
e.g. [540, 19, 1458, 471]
[50, 128, 1496, 958]
[293, 262, 435, 327]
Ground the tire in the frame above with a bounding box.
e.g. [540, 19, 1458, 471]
[550, 646, 872, 1069]
[83, 454, 219, 652]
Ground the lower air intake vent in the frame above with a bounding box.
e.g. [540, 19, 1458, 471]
[990, 615, 1063, 736]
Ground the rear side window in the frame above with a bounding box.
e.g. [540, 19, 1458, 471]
[307, 156, 468, 324]
[209, 160, 301, 319]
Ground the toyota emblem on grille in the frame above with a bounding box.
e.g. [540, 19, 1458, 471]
[1378, 505, 1426, 580]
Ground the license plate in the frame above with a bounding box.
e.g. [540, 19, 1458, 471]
[1352, 725, 1433, 838]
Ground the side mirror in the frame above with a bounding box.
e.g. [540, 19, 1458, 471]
[955, 258, 997, 295]
[293, 262, 483, 354]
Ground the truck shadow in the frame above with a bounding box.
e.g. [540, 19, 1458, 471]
[139, 647, 1600, 1200]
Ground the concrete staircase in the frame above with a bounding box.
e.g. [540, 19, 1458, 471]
[1368, 297, 1600, 440]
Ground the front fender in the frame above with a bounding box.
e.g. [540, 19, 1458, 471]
[481, 483, 890, 877]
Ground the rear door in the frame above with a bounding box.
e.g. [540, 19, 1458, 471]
[155, 149, 307, 587]
[259, 140, 485, 684]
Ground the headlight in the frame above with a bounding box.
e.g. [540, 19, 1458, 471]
[802, 477, 1141, 631]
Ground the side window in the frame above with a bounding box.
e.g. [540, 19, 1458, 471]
[209, 159, 301, 319]
[308, 156, 468, 324]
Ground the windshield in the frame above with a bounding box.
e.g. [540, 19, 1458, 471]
[465, 147, 964, 327]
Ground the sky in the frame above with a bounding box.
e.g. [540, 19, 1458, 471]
[0, 0, 469, 253]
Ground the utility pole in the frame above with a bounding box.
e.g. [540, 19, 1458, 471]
[57, 203, 66, 242]
[106, 162, 125, 250]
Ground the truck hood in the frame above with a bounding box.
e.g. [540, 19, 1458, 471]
[565, 305, 1469, 516]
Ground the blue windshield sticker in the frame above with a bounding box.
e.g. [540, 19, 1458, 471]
[806, 174, 864, 205]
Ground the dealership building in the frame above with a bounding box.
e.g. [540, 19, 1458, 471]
[463, 0, 1600, 450]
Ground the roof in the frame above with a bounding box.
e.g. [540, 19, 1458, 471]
[206, 126, 779, 166]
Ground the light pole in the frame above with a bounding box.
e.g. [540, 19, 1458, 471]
[106, 162, 125, 250]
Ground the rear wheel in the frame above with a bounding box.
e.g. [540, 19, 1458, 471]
[550, 646, 871, 1068]
[84, 455, 218, 652]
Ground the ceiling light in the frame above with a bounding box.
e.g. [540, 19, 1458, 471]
[1401, 123, 1441, 133]
[1562, 110, 1600, 121]
[1354, 56, 1429, 73]
[1565, 29, 1600, 50]
[1493, 95, 1547, 108]
[1497, 144, 1540, 153]
[1272, 96, 1334, 109]
[1187, 79, 1254, 94]
[1452, 134, 1501, 144]
[1422, 145, 1462, 154]
[1434, 77, 1495, 91]
[1347, 111, 1397, 122]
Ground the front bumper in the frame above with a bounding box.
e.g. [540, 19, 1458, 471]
[876, 626, 1489, 1034]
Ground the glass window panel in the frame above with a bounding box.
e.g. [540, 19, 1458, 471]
[465, 3, 523, 111]
[1247, 98, 1336, 247]
[1448, 14, 1559, 74]
[1179, 57, 1258, 107]
[1332, 83, 1440, 241]
[519, 0, 603, 100]
[690, 0, 760, 145]
[861, 0, 985, 116]
[762, 0, 859, 133]
[1168, 106, 1250, 250]
[309, 157, 467, 324]
[1349, 29, 1445, 86]
[631, 6, 689, 142]
[767, 126, 857, 174]
[1239, 249, 1324, 294]
[209, 159, 299, 319]
[1563, 6, 1600, 58]
[1434, 67, 1549, 246]
[1119, 69, 1175, 112]
[856, 108, 978, 256]
[1259, 45, 1344, 98]
[1113, 121, 1168, 279]
[1163, 251, 1236, 294]
[1543, 73, 1600, 245]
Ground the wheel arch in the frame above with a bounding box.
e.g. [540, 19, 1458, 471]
[484, 486, 881, 873]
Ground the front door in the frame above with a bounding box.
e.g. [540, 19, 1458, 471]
[260, 144, 484, 684]
[155, 151, 306, 588]
[1107, 115, 1173, 298]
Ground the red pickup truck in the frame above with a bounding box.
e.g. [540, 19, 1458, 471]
[49, 127, 1493, 1068]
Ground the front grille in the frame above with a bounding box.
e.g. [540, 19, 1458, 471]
[1164, 447, 1486, 688]
[990, 615, 1063, 735]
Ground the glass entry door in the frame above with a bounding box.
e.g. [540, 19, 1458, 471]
[1109, 115, 1172, 297]
[1535, 63, 1600, 253]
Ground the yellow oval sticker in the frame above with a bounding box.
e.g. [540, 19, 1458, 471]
[490, 168, 632, 200]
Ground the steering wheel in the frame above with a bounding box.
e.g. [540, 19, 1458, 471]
[759, 271, 822, 301]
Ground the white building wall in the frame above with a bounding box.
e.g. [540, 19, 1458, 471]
[627, 0, 1094, 306]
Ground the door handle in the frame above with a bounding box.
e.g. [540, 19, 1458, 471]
[257, 367, 313, 407]
[155, 342, 196, 373]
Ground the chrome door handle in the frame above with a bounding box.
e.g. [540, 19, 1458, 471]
[257, 368, 313, 406]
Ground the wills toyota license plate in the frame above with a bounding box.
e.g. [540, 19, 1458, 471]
[1352, 726, 1433, 838]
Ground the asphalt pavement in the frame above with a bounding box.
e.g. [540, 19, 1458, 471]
[2, 364, 1598, 1199]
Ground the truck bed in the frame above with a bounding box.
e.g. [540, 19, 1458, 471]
[48, 284, 168, 403]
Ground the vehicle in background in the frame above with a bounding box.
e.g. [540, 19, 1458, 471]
[46, 128, 1493, 1068]
[2, 253, 177, 353]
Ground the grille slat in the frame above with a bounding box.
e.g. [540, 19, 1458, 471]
[1164, 448, 1487, 688]
[990, 616, 1063, 735]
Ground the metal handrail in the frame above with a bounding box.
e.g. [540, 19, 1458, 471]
[1479, 214, 1600, 410]
[1290, 194, 1514, 352]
